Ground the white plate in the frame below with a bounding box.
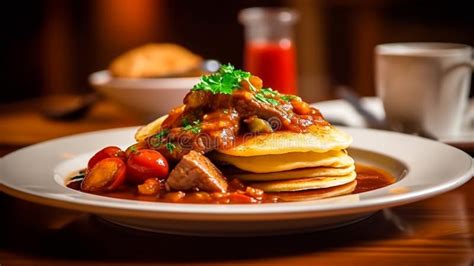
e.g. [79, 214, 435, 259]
[312, 97, 474, 144]
[1, 127, 473, 236]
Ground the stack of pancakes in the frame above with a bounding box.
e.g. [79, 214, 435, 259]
[136, 116, 357, 202]
[212, 125, 357, 201]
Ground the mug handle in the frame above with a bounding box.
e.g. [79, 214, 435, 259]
[464, 59, 474, 125]
[445, 59, 474, 123]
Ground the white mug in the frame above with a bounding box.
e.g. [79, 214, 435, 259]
[375, 42, 473, 138]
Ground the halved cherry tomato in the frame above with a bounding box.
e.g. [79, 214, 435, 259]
[81, 157, 126, 192]
[126, 149, 169, 184]
[88, 146, 126, 169]
[125, 142, 148, 158]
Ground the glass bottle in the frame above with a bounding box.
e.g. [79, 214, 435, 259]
[239, 7, 299, 95]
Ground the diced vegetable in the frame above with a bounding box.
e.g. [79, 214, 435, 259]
[137, 178, 161, 195]
[163, 191, 186, 202]
[245, 116, 273, 133]
[245, 186, 264, 200]
[291, 98, 311, 115]
[188, 191, 212, 202]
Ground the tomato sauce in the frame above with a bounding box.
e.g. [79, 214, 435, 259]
[67, 164, 395, 204]
[352, 164, 396, 194]
[244, 41, 297, 94]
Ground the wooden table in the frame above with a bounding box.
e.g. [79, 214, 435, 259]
[1, 99, 473, 265]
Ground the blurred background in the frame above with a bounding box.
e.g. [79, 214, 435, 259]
[2, 0, 474, 104]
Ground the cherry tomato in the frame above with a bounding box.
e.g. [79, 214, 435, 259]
[88, 146, 125, 169]
[126, 149, 169, 184]
[81, 157, 126, 192]
[125, 142, 148, 158]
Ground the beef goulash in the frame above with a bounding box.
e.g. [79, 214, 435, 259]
[68, 64, 394, 203]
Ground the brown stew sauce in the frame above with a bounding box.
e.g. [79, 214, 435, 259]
[67, 163, 395, 204]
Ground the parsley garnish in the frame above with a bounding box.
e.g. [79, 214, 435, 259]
[151, 129, 169, 147]
[150, 129, 177, 152]
[254, 88, 299, 105]
[155, 129, 169, 139]
[280, 95, 297, 102]
[261, 87, 278, 96]
[165, 142, 176, 153]
[192, 64, 251, 94]
[193, 64, 297, 106]
[182, 118, 190, 127]
[129, 145, 137, 153]
[183, 119, 201, 134]
[254, 87, 279, 105]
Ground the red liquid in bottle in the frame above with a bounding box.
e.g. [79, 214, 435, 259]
[244, 41, 297, 94]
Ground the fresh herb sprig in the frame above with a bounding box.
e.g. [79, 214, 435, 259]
[149, 129, 177, 153]
[128, 145, 138, 154]
[193, 64, 297, 106]
[165, 142, 176, 153]
[280, 94, 297, 102]
[254, 87, 280, 105]
[151, 129, 169, 147]
[155, 129, 169, 140]
[182, 119, 201, 134]
[193, 64, 251, 94]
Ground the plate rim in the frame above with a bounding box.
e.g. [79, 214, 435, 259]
[1, 126, 473, 220]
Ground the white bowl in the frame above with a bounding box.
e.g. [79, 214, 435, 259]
[89, 70, 200, 119]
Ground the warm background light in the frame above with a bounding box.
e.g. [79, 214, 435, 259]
[2, 0, 473, 104]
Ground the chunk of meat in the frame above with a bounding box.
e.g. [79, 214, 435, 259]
[166, 150, 228, 193]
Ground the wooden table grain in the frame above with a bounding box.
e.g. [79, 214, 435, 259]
[1, 99, 473, 266]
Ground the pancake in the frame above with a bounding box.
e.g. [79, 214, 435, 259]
[135, 115, 168, 142]
[134, 112, 357, 197]
[226, 165, 355, 181]
[135, 117, 352, 156]
[211, 150, 353, 173]
[270, 180, 357, 201]
[249, 171, 356, 192]
[217, 125, 352, 156]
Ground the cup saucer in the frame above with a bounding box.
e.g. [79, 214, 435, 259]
[311, 97, 474, 148]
